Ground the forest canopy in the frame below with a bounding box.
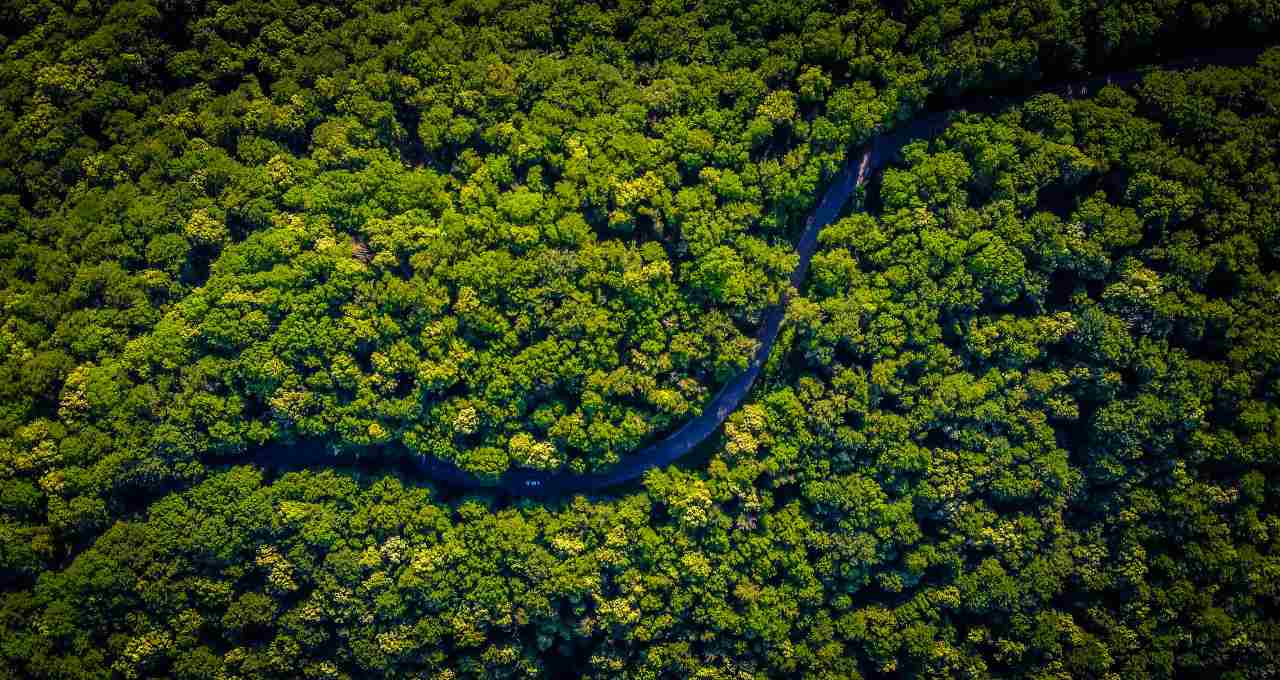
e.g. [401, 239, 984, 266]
[2, 0, 1280, 678]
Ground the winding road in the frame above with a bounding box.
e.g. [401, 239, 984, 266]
[240, 46, 1269, 496]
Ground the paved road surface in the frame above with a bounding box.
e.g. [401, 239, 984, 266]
[237, 46, 1268, 496]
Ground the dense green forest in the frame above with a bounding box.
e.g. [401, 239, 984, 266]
[2, 0, 1280, 677]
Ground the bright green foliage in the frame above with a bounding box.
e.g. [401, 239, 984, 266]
[1, 0, 1280, 678]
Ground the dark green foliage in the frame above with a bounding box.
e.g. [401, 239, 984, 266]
[1, 0, 1279, 678]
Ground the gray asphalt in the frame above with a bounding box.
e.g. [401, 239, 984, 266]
[239, 46, 1269, 496]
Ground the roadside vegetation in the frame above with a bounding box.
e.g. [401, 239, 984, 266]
[1, 1, 1279, 677]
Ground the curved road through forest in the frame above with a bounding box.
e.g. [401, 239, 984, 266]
[241, 47, 1268, 496]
